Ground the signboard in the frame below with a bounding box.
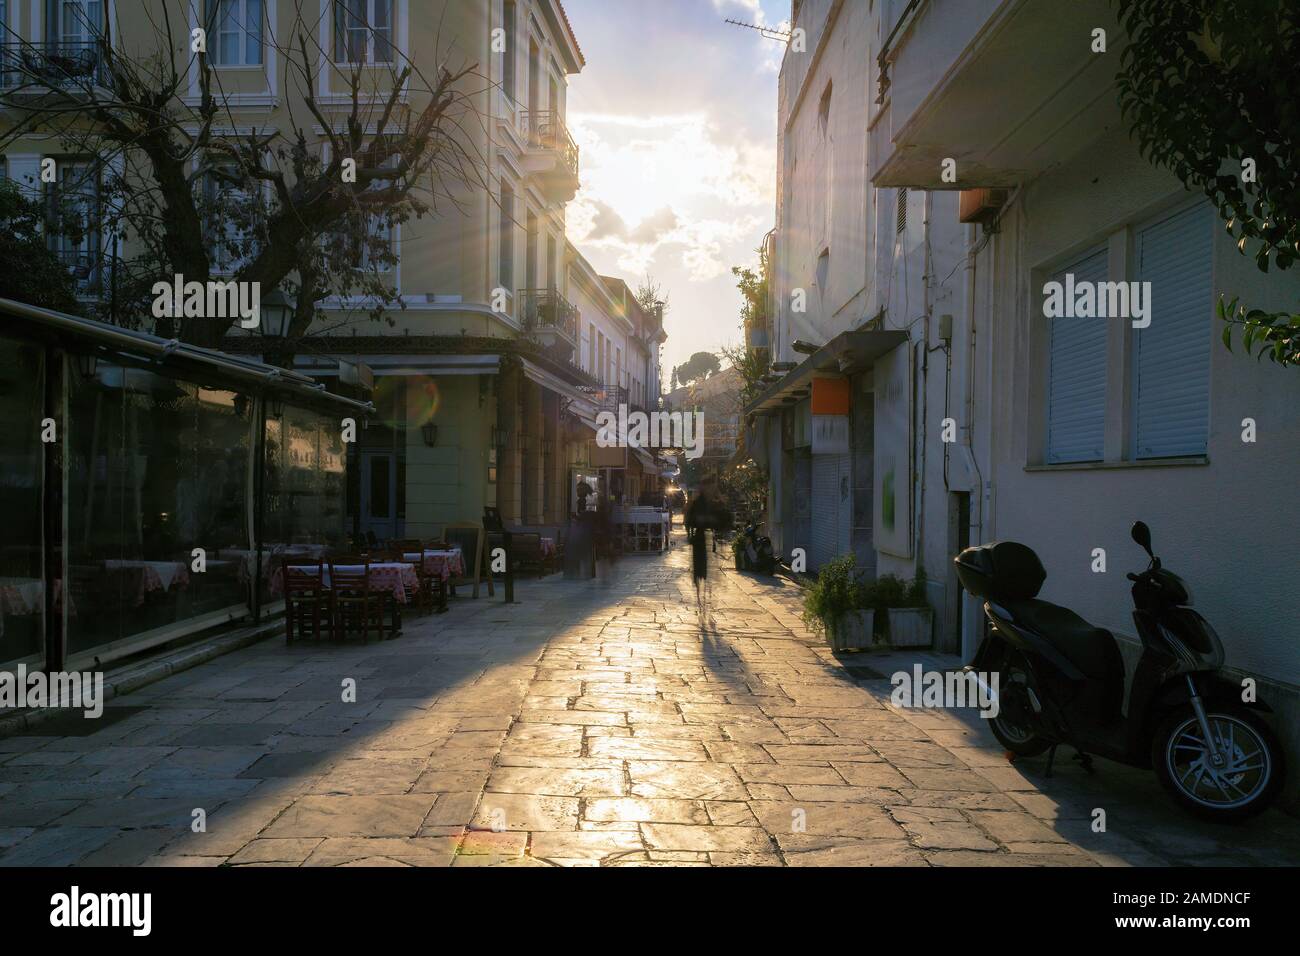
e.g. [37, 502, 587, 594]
[810, 414, 850, 455]
[873, 343, 912, 558]
[811, 377, 850, 415]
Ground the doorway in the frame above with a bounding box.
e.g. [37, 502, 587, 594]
[361, 451, 398, 543]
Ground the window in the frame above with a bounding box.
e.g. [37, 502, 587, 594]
[54, 0, 103, 46]
[46, 159, 100, 293]
[498, 181, 514, 296]
[588, 322, 595, 373]
[1132, 205, 1212, 459]
[202, 165, 256, 274]
[1045, 247, 1108, 464]
[326, 145, 396, 273]
[333, 0, 393, 64]
[209, 0, 263, 67]
[502, 1, 517, 103]
[818, 80, 832, 138]
[355, 213, 393, 272]
[896, 187, 908, 234]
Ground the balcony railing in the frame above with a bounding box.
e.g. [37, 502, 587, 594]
[53, 248, 102, 294]
[1, 40, 107, 90]
[517, 288, 577, 341]
[596, 385, 629, 413]
[518, 110, 579, 179]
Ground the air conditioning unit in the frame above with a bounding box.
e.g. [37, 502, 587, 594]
[959, 188, 1008, 225]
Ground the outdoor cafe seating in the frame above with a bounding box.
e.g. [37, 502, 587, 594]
[277, 540, 467, 644]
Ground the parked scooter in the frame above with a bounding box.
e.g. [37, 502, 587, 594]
[737, 524, 779, 574]
[955, 522, 1284, 821]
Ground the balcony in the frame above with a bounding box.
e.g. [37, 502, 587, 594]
[518, 288, 578, 356]
[53, 249, 102, 296]
[1, 40, 108, 92]
[870, 0, 1120, 188]
[518, 110, 580, 203]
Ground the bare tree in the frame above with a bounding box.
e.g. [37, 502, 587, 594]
[0, 1, 490, 355]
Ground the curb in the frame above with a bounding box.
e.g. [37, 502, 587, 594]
[0, 617, 284, 738]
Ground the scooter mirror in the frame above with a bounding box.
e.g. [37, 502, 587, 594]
[1131, 521, 1153, 556]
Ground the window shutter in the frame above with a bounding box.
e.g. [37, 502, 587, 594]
[1046, 247, 1108, 463]
[1133, 205, 1212, 459]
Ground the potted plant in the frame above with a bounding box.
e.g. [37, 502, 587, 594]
[731, 536, 746, 571]
[801, 555, 873, 650]
[882, 569, 933, 647]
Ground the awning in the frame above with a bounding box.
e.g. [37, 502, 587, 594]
[631, 447, 657, 472]
[296, 353, 501, 378]
[520, 358, 592, 406]
[1, 297, 374, 414]
[745, 329, 909, 415]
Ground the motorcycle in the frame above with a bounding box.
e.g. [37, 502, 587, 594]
[737, 523, 778, 574]
[955, 521, 1284, 821]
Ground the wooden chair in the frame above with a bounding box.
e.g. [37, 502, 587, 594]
[329, 559, 388, 643]
[283, 557, 332, 644]
[443, 522, 492, 599]
[487, 530, 543, 576]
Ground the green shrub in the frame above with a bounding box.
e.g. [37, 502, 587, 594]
[801, 554, 860, 636]
[862, 574, 907, 614]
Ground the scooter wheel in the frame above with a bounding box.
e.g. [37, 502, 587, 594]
[1152, 704, 1285, 823]
[989, 654, 1051, 757]
[990, 715, 1051, 757]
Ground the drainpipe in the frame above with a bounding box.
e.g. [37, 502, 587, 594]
[963, 224, 981, 539]
[917, 191, 933, 573]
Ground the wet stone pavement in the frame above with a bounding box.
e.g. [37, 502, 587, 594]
[2, 533, 1299, 867]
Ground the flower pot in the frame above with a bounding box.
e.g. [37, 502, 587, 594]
[886, 607, 932, 647]
[830, 609, 874, 651]
[734, 553, 745, 571]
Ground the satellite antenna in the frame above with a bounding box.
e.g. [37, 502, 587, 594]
[724, 18, 793, 44]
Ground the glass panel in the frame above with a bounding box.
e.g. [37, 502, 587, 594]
[246, 0, 263, 65]
[372, 0, 393, 62]
[264, 405, 348, 554]
[66, 364, 254, 660]
[0, 339, 45, 668]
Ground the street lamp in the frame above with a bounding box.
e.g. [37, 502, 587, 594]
[421, 422, 438, 447]
[260, 288, 296, 372]
[73, 351, 99, 380]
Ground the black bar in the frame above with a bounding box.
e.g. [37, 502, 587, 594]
[42, 347, 65, 673]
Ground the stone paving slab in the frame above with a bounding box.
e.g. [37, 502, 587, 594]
[2, 531, 1300, 867]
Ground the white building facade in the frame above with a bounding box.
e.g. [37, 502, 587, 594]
[867, 0, 1300, 806]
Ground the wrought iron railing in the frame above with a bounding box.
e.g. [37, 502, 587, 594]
[517, 288, 578, 342]
[518, 110, 579, 179]
[53, 248, 102, 293]
[0, 40, 107, 90]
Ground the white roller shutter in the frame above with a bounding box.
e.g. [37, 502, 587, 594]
[1046, 247, 1108, 463]
[810, 453, 851, 570]
[1133, 205, 1212, 459]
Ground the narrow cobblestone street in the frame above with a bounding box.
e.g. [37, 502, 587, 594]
[2, 535, 1298, 867]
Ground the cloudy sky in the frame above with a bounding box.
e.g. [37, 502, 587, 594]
[560, 0, 788, 381]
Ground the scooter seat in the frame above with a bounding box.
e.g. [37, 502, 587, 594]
[1002, 598, 1123, 682]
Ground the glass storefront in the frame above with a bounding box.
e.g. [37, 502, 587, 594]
[0, 306, 363, 671]
[0, 339, 46, 669]
[264, 404, 349, 550]
[66, 364, 255, 660]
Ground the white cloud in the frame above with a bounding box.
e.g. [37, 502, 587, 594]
[568, 111, 773, 283]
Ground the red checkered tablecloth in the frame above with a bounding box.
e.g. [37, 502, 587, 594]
[275, 563, 420, 604]
[401, 549, 465, 582]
